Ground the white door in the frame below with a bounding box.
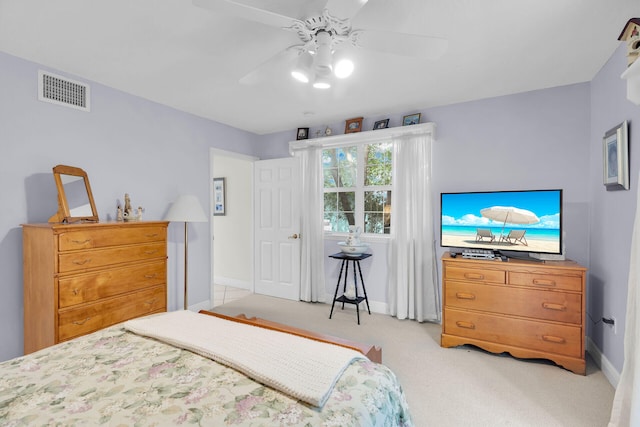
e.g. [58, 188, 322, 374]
[254, 157, 301, 300]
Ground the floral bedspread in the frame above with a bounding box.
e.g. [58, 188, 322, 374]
[0, 325, 413, 426]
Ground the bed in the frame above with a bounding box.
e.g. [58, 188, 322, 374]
[0, 310, 412, 426]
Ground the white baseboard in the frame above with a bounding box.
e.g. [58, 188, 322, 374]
[188, 299, 212, 312]
[587, 336, 620, 388]
[213, 276, 252, 290]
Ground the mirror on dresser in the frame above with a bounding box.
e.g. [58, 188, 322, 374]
[48, 164, 99, 223]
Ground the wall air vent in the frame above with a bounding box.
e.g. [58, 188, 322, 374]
[38, 70, 90, 112]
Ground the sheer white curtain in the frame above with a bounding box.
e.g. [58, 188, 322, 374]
[388, 131, 439, 322]
[609, 173, 640, 426]
[295, 147, 326, 302]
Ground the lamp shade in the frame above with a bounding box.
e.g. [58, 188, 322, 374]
[164, 195, 207, 222]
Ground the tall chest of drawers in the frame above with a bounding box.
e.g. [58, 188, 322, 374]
[441, 252, 587, 374]
[22, 221, 168, 354]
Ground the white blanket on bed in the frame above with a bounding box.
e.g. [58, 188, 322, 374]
[124, 311, 365, 407]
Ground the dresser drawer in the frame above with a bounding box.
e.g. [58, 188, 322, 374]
[58, 261, 166, 308]
[445, 266, 506, 284]
[444, 308, 582, 358]
[58, 242, 166, 273]
[58, 285, 166, 341]
[58, 226, 166, 251]
[445, 281, 582, 324]
[509, 271, 583, 292]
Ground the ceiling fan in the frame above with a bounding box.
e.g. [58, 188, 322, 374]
[193, 0, 448, 89]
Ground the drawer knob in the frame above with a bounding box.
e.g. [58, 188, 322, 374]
[144, 273, 158, 279]
[73, 317, 91, 325]
[144, 250, 158, 255]
[542, 302, 566, 311]
[146, 233, 159, 238]
[72, 288, 80, 296]
[145, 298, 157, 306]
[542, 335, 566, 344]
[72, 258, 91, 265]
[455, 321, 475, 330]
[464, 273, 485, 280]
[455, 292, 476, 300]
[533, 279, 556, 287]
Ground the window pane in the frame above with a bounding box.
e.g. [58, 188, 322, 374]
[324, 192, 337, 212]
[365, 142, 392, 186]
[365, 213, 384, 234]
[323, 147, 357, 188]
[324, 168, 337, 188]
[364, 190, 391, 234]
[324, 192, 355, 232]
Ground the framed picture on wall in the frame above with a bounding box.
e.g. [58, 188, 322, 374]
[602, 120, 629, 191]
[345, 117, 363, 133]
[213, 177, 226, 215]
[297, 127, 309, 140]
[402, 113, 421, 126]
[374, 119, 389, 130]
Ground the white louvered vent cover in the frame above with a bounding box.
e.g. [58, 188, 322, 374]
[38, 70, 90, 112]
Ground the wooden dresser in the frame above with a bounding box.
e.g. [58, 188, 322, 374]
[441, 252, 587, 374]
[22, 221, 168, 354]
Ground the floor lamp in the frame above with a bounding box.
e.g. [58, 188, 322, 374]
[164, 195, 207, 310]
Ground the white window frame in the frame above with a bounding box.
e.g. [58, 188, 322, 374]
[323, 143, 392, 236]
[289, 122, 436, 241]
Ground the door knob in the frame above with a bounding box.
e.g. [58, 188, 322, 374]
[288, 233, 299, 239]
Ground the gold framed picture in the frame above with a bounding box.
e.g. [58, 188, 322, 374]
[402, 113, 421, 126]
[345, 117, 363, 133]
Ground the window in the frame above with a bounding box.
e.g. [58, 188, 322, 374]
[323, 142, 392, 234]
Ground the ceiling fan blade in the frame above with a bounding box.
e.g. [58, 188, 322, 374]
[324, 0, 368, 19]
[193, 0, 298, 29]
[351, 29, 448, 60]
[239, 45, 304, 85]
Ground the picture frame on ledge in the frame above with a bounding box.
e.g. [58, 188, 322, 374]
[345, 117, 363, 133]
[402, 113, 421, 126]
[213, 177, 226, 216]
[374, 119, 389, 130]
[603, 120, 629, 191]
[296, 127, 309, 140]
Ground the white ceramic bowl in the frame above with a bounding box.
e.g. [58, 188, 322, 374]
[338, 242, 369, 255]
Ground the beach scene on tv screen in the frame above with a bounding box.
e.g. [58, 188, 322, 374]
[441, 190, 561, 254]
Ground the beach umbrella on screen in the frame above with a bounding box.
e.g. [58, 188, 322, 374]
[480, 206, 539, 236]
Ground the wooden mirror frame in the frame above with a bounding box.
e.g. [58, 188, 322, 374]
[48, 165, 99, 223]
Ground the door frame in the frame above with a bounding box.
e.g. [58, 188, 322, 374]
[209, 148, 259, 305]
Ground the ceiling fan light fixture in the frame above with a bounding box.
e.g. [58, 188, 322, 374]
[334, 58, 354, 79]
[313, 76, 331, 89]
[291, 51, 313, 83]
[291, 70, 310, 83]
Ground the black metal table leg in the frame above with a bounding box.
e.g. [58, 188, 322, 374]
[329, 259, 346, 319]
[356, 260, 371, 314]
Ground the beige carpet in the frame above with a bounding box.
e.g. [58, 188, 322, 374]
[210, 294, 615, 427]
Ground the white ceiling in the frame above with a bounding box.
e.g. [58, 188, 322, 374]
[1, 0, 638, 135]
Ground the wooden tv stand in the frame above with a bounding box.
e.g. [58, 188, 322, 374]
[440, 252, 587, 374]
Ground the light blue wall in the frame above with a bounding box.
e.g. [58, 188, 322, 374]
[0, 51, 265, 361]
[589, 45, 639, 372]
[1, 43, 636, 378]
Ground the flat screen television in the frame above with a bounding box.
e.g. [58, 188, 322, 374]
[440, 189, 563, 255]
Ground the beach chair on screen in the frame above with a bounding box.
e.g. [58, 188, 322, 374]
[500, 229, 528, 246]
[476, 228, 495, 242]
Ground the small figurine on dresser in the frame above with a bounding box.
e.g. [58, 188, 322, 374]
[118, 193, 142, 222]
